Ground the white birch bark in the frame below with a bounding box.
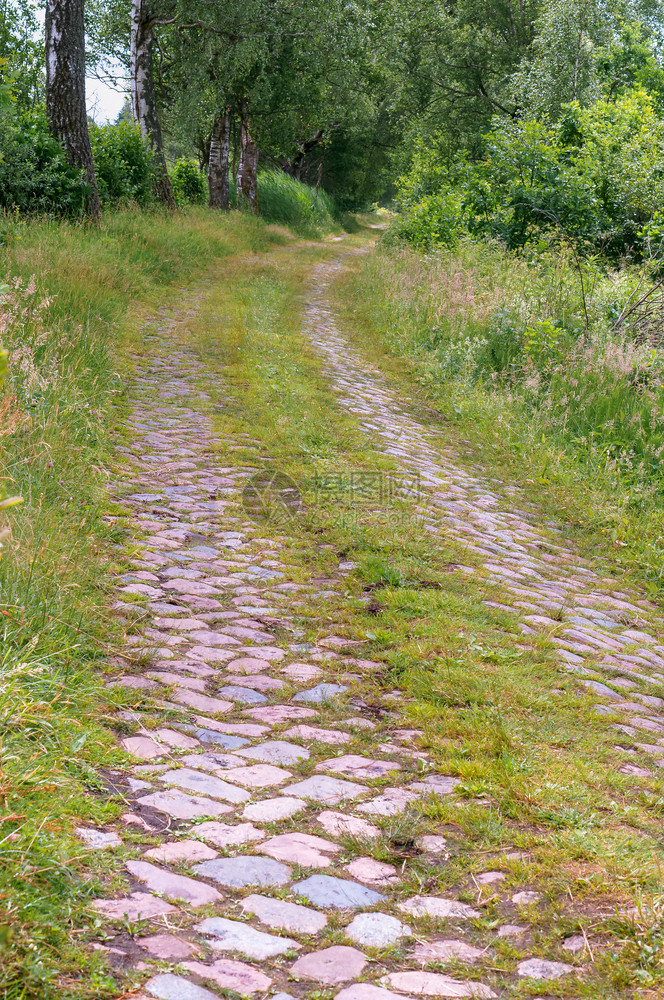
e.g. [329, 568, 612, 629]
[208, 109, 231, 209]
[130, 0, 176, 208]
[45, 0, 101, 219]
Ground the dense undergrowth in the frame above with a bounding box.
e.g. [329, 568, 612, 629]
[344, 236, 664, 593]
[0, 208, 307, 998]
[0, 113, 342, 238]
[392, 92, 664, 261]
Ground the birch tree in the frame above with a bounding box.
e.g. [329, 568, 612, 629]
[130, 0, 175, 207]
[237, 117, 258, 213]
[88, 0, 382, 207]
[45, 0, 101, 219]
[512, 0, 611, 117]
[208, 108, 231, 208]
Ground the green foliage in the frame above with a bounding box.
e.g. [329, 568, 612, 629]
[357, 238, 664, 511]
[9, 0, 664, 223]
[389, 191, 462, 250]
[523, 317, 571, 366]
[0, 114, 155, 216]
[89, 120, 155, 205]
[389, 0, 539, 157]
[394, 91, 664, 260]
[0, 0, 42, 108]
[0, 110, 88, 216]
[254, 170, 337, 236]
[512, 0, 609, 117]
[320, 122, 396, 210]
[0, 56, 14, 109]
[88, 0, 393, 209]
[170, 157, 206, 205]
[597, 21, 664, 112]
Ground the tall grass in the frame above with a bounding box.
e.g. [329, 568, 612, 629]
[0, 207, 288, 998]
[342, 238, 664, 591]
[255, 170, 337, 236]
[165, 164, 341, 236]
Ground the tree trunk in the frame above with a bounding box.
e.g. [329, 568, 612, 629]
[236, 125, 245, 199]
[208, 109, 231, 209]
[285, 129, 324, 181]
[45, 0, 101, 220]
[130, 0, 176, 209]
[237, 121, 259, 214]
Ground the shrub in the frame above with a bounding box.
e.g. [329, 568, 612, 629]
[389, 191, 462, 249]
[171, 158, 206, 204]
[395, 91, 664, 260]
[0, 112, 156, 216]
[89, 120, 155, 205]
[0, 109, 88, 216]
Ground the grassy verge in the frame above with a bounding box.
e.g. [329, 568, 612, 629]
[165, 239, 664, 997]
[0, 207, 301, 998]
[334, 240, 664, 600]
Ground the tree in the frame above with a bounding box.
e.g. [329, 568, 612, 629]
[384, 0, 541, 157]
[0, 60, 11, 109]
[130, 0, 175, 207]
[237, 116, 258, 212]
[511, 0, 609, 117]
[45, 0, 101, 219]
[208, 108, 231, 208]
[596, 21, 664, 111]
[86, 0, 391, 208]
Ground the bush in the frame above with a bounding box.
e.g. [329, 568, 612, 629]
[0, 112, 155, 216]
[395, 91, 664, 260]
[171, 157, 206, 204]
[89, 120, 154, 205]
[389, 190, 462, 249]
[0, 109, 88, 216]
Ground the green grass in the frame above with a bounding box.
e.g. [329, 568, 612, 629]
[255, 170, 339, 237]
[0, 207, 293, 998]
[334, 238, 664, 599]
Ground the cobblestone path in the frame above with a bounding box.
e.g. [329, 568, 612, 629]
[84, 254, 664, 999]
[304, 259, 664, 768]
